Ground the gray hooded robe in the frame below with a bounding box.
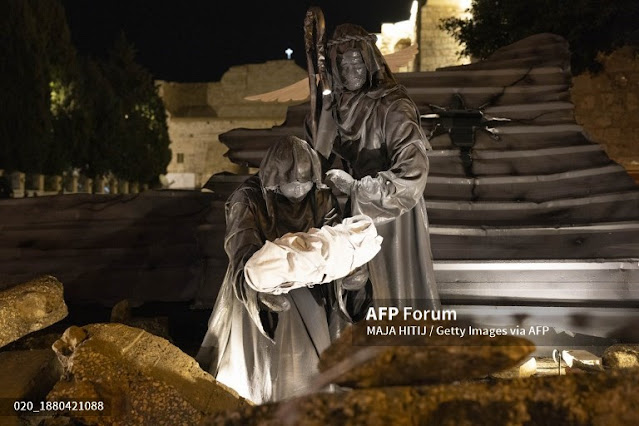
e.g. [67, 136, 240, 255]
[312, 24, 440, 310]
[196, 136, 368, 404]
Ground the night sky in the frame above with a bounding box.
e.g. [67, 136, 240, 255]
[62, 0, 415, 82]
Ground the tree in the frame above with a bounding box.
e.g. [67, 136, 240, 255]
[1, 2, 170, 184]
[0, 0, 51, 173]
[441, 0, 639, 74]
[102, 33, 171, 185]
[0, 0, 85, 175]
[76, 57, 124, 179]
[30, 0, 84, 175]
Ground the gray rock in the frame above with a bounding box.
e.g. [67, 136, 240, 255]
[603, 344, 639, 369]
[48, 323, 249, 425]
[0, 276, 68, 348]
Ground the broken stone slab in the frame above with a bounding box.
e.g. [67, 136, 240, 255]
[491, 357, 537, 379]
[4, 328, 64, 351]
[0, 350, 62, 400]
[603, 344, 639, 369]
[0, 350, 62, 424]
[561, 349, 603, 372]
[0, 276, 68, 348]
[206, 367, 639, 425]
[48, 323, 249, 425]
[110, 299, 171, 340]
[120, 316, 171, 340]
[0, 349, 62, 400]
[534, 357, 567, 376]
[318, 320, 535, 388]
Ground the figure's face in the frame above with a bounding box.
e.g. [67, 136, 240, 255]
[338, 49, 367, 92]
[278, 181, 313, 203]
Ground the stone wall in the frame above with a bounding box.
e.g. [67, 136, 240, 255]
[208, 61, 306, 118]
[158, 60, 307, 188]
[375, 1, 418, 71]
[159, 83, 210, 117]
[572, 46, 639, 180]
[419, 0, 471, 71]
[165, 116, 283, 187]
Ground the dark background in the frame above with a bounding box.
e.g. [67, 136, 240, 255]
[62, 0, 414, 82]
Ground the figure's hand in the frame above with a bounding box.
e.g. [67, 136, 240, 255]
[258, 292, 291, 312]
[325, 169, 355, 195]
[341, 264, 369, 291]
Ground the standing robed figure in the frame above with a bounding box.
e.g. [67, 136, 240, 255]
[306, 21, 440, 310]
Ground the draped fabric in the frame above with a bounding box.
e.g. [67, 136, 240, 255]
[312, 25, 441, 310]
[196, 136, 369, 404]
[244, 215, 382, 294]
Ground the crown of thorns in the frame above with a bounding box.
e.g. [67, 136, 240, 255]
[327, 33, 377, 47]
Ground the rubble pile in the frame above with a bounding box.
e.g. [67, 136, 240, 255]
[207, 319, 639, 425]
[0, 277, 247, 426]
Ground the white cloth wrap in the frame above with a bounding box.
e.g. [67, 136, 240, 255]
[244, 215, 382, 294]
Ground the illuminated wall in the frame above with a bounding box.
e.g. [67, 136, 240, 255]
[158, 60, 306, 188]
[419, 0, 471, 70]
[376, 1, 418, 72]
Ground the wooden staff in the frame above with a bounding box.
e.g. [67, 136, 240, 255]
[304, 7, 330, 143]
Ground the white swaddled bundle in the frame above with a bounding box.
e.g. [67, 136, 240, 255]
[244, 215, 383, 294]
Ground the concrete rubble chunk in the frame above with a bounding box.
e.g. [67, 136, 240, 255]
[318, 320, 535, 388]
[206, 368, 639, 425]
[5, 330, 64, 351]
[491, 357, 537, 379]
[110, 299, 171, 340]
[48, 323, 249, 425]
[603, 344, 639, 369]
[535, 357, 566, 376]
[0, 276, 68, 348]
[562, 349, 603, 372]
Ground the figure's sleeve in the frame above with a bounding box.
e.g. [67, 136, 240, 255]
[306, 110, 340, 171]
[223, 200, 277, 340]
[320, 191, 342, 227]
[350, 98, 431, 225]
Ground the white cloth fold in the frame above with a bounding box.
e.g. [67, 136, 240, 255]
[244, 215, 382, 294]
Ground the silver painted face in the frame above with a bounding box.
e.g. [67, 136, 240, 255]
[338, 49, 367, 92]
[279, 181, 313, 203]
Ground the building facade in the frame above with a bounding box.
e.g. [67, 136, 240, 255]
[158, 60, 307, 188]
